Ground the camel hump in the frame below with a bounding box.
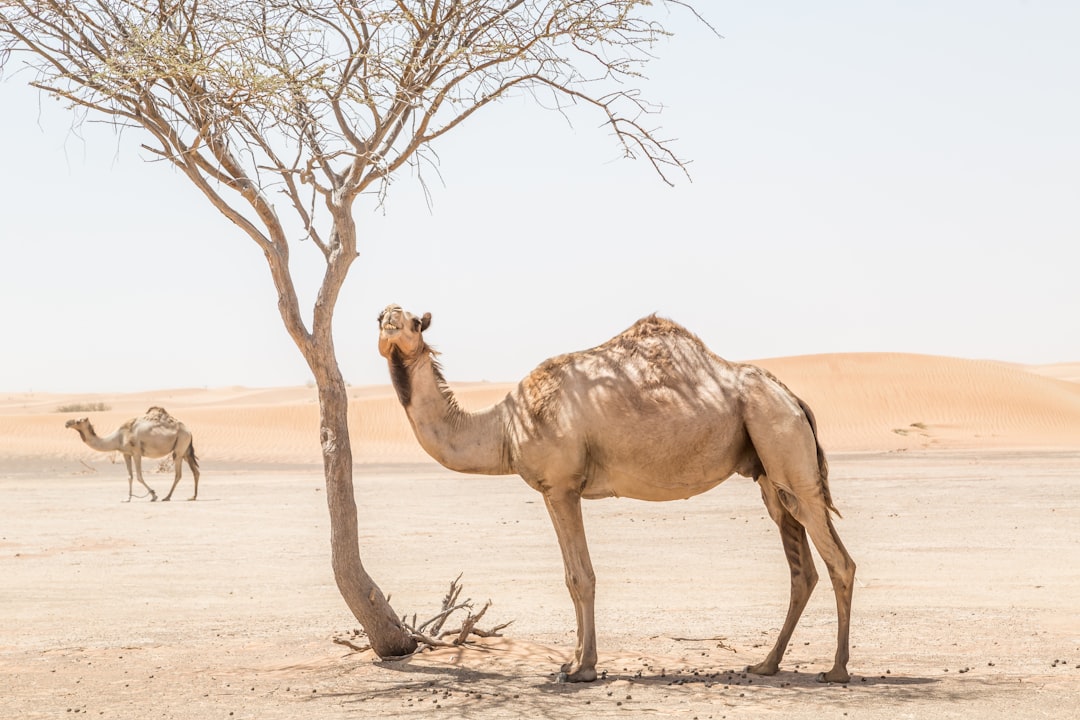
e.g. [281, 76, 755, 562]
[141, 406, 181, 429]
[616, 314, 700, 345]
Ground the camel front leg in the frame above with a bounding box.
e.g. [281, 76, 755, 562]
[131, 453, 158, 502]
[542, 488, 598, 683]
[123, 455, 135, 502]
[747, 476, 818, 677]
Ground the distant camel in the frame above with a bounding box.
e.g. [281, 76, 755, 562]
[66, 406, 200, 502]
[378, 305, 855, 683]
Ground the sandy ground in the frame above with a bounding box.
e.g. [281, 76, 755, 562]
[3, 354, 1080, 718]
[2, 452, 1079, 719]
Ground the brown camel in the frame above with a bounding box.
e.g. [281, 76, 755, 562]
[65, 406, 200, 502]
[377, 304, 855, 683]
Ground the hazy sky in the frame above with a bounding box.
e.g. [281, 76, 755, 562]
[2, 2, 1078, 394]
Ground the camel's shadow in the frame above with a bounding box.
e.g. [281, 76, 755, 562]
[576, 667, 940, 690]
[297, 653, 946, 720]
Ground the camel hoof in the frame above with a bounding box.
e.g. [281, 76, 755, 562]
[556, 667, 598, 683]
[746, 662, 779, 677]
[816, 670, 850, 684]
[161, 497, 171, 502]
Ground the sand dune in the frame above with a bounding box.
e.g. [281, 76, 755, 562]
[1024, 361, 1080, 384]
[753, 353, 1080, 451]
[2, 353, 1078, 471]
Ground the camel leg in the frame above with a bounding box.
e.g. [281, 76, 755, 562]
[187, 447, 200, 501]
[744, 388, 855, 683]
[131, 453, 158, 502]
[542, 488, 598, 683]
[161, 453, 183, 502]
[746, 475, 818, 677]
[124, 455, 135, 502]
[797, 503, 855, 683]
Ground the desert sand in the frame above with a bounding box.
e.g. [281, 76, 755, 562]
[2, 353, 1079, 719]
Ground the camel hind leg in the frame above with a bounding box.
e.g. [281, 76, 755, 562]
[756, 460, 855, 682]
[162, 439, 199, 501]
[160, 452, 183, 502]
[799, 502, 855, 682]
[743, 380, 856, 682]
[746, 474, 819, 676]
[186, 442, 200, 500]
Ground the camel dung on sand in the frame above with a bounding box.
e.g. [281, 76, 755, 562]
[377, 304, 856, 684]
[65, 406, 200, 502]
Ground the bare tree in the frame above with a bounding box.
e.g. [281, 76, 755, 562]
[0, 0, 712, 658]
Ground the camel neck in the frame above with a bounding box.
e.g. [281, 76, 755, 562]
[79, 424, 123, 453]
[397, 351, 512, 476]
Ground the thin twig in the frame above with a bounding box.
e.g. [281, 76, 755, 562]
[332, 637, 370, 652]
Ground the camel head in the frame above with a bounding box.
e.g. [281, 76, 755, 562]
[65, 417, 93, 438]
[377, 304, 431, 361]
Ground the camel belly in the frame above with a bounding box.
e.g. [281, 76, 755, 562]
[581, 467, 734, 501]
[574, 412, 758, 502]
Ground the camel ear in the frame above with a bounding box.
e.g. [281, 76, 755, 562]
[420, 312, 432, 331]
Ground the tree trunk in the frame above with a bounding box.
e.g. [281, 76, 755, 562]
[314, 360, 418, 658]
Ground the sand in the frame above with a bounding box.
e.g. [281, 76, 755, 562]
[2, 352, 1079, 718]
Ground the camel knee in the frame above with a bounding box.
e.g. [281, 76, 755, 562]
[795, 559, 819, 591]
[564, 567, 596, 599]
[829, 557, 856, 593]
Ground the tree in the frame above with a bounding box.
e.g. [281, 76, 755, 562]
[0, 0, 711, 658]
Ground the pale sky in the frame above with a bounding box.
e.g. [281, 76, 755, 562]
[1, 2, 1078, 394]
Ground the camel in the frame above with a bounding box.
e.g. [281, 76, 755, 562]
[65, 406, 200, 502]
[377, 304, 856, 683]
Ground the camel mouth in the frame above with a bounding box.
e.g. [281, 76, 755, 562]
[379, 305, 405, 335]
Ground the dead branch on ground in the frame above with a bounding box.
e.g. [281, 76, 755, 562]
[332, 574, 512, 655]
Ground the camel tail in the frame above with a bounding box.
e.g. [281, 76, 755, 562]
[186, 442, 200, 471]
[796, 397, 840, 518]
